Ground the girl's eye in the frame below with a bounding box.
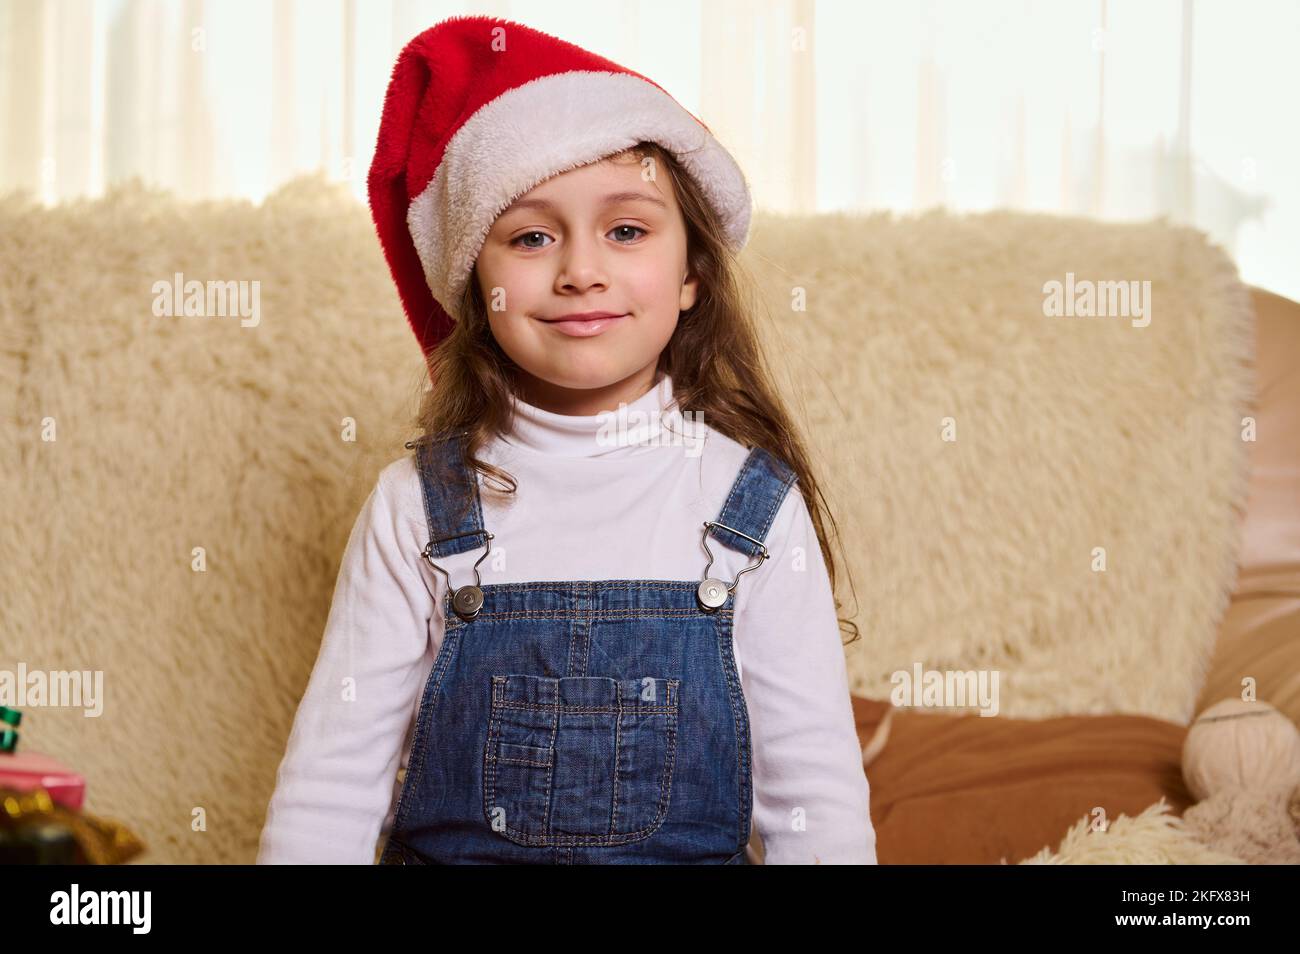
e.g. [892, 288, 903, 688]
[609, 225, 647, 243]
[512, 231, 552, 249]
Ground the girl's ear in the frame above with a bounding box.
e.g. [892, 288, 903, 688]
[679, 268, 700, 314]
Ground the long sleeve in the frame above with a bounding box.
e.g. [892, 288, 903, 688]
[735, 484, 877, 864]
[257, 468, 435, 864]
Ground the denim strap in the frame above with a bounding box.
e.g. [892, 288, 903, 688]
[706, 446, 798, 558]
[413, 431, 488, 559]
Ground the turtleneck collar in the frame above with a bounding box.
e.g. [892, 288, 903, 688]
[503, 373, 682, 459]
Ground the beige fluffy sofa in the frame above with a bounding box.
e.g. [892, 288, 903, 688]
[1, 175, 1294, 863]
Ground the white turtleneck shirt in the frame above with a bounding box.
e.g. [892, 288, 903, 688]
[256, 373, 876, 865]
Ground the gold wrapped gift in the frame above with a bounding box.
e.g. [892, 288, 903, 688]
[0, 787, 145, 864]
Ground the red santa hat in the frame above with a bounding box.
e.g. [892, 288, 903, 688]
[367, 15, 754, 363]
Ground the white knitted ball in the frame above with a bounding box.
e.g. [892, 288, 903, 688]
[1182, 698, 1300, 801]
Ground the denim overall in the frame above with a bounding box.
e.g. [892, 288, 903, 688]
[379, 430, 796, 864]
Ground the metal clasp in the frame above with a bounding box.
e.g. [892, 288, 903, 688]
[422, 530, 494, 621]
[696, 520, 769, 611]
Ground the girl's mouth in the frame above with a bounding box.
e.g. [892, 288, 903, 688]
[538, 313, 630, 337]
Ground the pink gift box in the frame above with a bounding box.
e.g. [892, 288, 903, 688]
[0, 751, 85, 810]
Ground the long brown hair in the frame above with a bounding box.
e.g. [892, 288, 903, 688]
[408, 141, 860, 645]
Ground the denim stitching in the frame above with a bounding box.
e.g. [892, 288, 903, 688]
[713, 611, 751, 852]
[756, 458, 798, 548]
[711, 453, 759, 556]
[415, 442, 439, 553]
[610, 683, 623, 839]
[482, 678, 501, 837]
[573, 584, 590, 677]
[464, 431, 487, 547]
[389, 629, 459, 831]
[485, 677, 679, 848]
[542, 679, 560, 841]
[483, 676, 560, 841]
[443, 581, 738, 626]
[387, 626, 462, 839]
[495, 742, 553, 767]
[718, 451, 759, 540]
[492, 701, 677, 715]
[566, 619, 580, 677]
[447, 579, 712, 592]
[454, 608, 733, 622]
[493, 674, 676, 713]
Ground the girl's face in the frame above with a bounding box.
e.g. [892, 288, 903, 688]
[473, 152, 698, 415]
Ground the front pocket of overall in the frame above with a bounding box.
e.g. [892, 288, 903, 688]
[483, 674, 679, 847]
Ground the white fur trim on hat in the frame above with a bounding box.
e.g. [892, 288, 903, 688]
[406, 70, 752, 321]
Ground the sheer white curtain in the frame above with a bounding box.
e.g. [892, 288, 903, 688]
[1, 0, 1295, 298]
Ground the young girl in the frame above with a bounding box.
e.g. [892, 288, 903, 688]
[257, 15, 875, 865]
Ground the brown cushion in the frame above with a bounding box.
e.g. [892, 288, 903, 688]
[853, 697, 1193, 864]
[1200, 288, 1300, 725]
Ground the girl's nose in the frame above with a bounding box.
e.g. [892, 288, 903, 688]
[556, 239, 608, 294]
